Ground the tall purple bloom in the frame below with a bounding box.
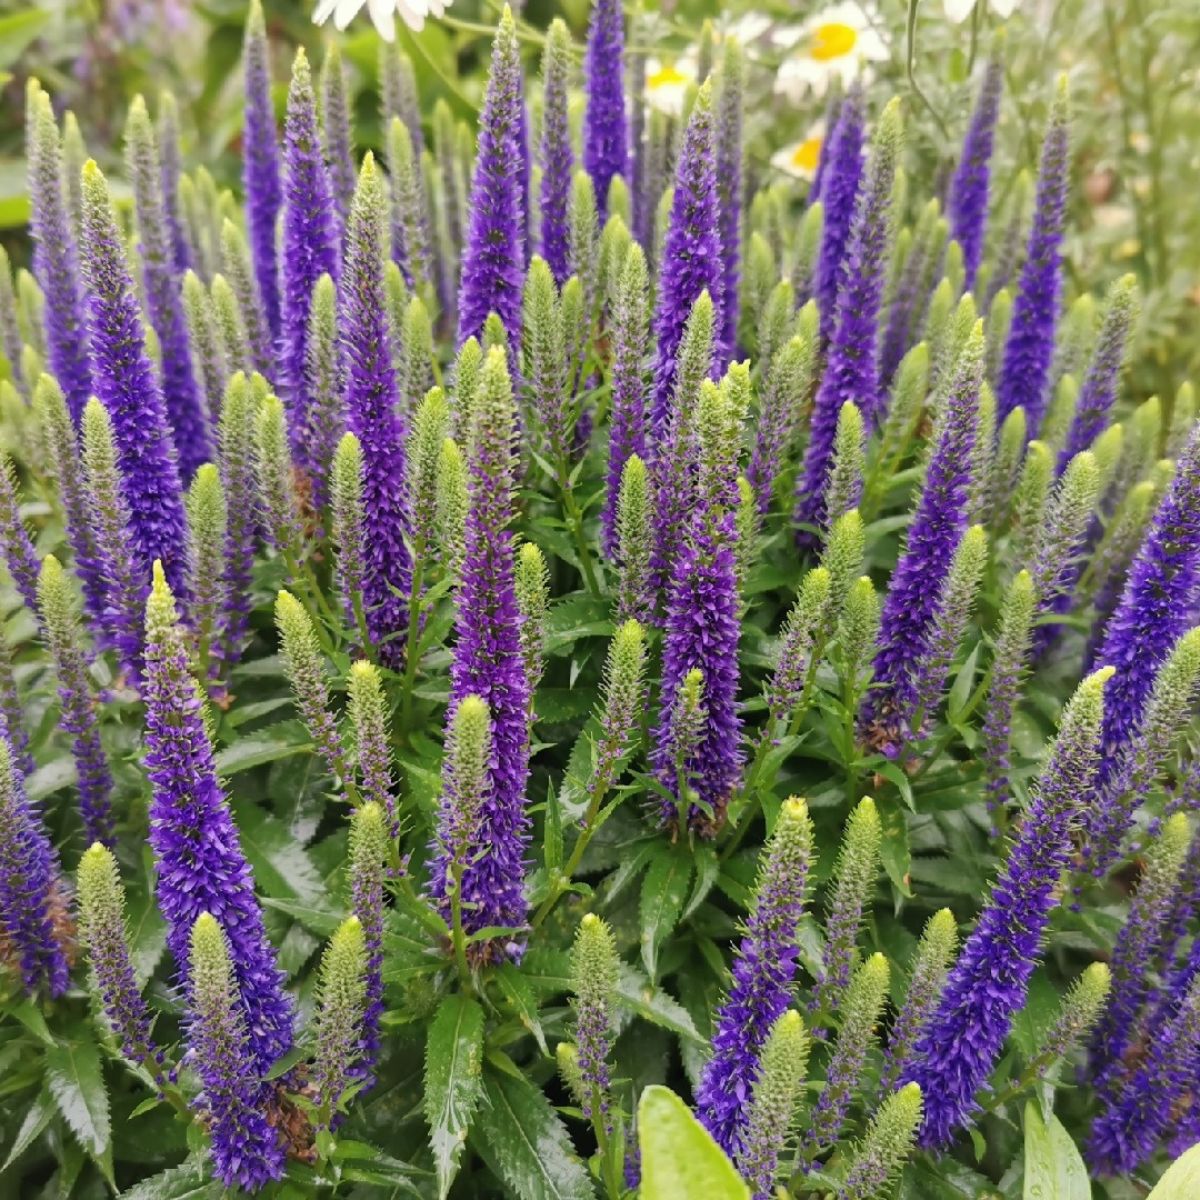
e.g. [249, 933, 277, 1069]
[1058, 273, 1139, 470]
[649, 80, 722, 439]
[26, 83, 92, 423]
[185, 913, 286, 1192]
[280, 48, 341, 478]
[0, 451, 42, 615]
[696, 798, 813, 1160]
[38, 556, 114, 846]
[714, 41, 744, 365]
[242, 0, 282, 339]
[125, 96, 213, 478]
[457, 9, 526, 347]
[859, 324, 984, 755]
[995, 79, 1070, 432]
[603, 242, 649, 556]
[342, 156, 411, 667]
[795, 100, 902, 540]
[78, 160, 189, 596]
[813, 86, 865, 342]
[156, 92, 192, 274]
[143, 562, 293, 1075]
[428, 346, 530, 961]
[1088, 970, 1200, 1177]
[0, 730, 70, 998]
[652, 372, 744, 831]
[902, 667, 1110, 1148]
[1094, 424, 1200, 779]
[538, 20, 574, 287]
[947, 58, 1002, 290]
[582, 0, 628, 219]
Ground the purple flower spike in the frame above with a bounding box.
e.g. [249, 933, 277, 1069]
[903, 668, 1110, 1148]
[1094, 423, 1200, 783]
[0, 730, 70, 998]
[859, 323, 984, 755]
[143, 562, 293, 1075]
[582, 0, 628, 220]
[538, 20, 574, 287]
[457, 8, 526, 348]
[78, 160, 189, 597]
[242, 0, 283, 339]
[697, 798, 814, 1161]
[126, 96, 213, 479]
[0, 451, 41, 615]
[428, 346, 531, 962]
[652, 371, 746, 831]
[280, 47, 341, 478]
[603, 243, 650, 557]
[1058, 273, 1139, 471]
[947, 58, 1002, 290]
[185, 913, 286, 1193]
[995, 79, 1070, 432]
[342, 155, 411, 667]
[795, 99, 902, 540]
[813, 86, 865, 342]
[649, 80, 722, 440]
[1088, 970, 1200, 1177]
[26, 83, 92, 423]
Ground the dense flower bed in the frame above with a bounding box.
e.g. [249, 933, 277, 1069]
[0, 1, 1199, 1197]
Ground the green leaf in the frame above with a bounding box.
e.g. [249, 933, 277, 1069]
[496, 963, 550, 1056]
[213, 725, 312, 774]
[424, 995, 485, 1200]
[874, 792, 913, 897]
[616, 966, 704, 1044]
[638, 1085, 749, 1200]
[2, 1088, 53, 1171]
[230, 798, 324, 904]
[24, 755, 77, 801]
[471, 1071, 594, 1200]
[45, 1037, 112, 1184]
[0, 13, 49, 71]
[118, 1156, 224, 1199]
[1023, 1102, 1090, 1200]
[1149, 1141, 1200, 1198]
[639, 848, 693, 980]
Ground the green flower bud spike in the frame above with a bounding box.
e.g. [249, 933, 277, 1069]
[312, 916, 368, 1127]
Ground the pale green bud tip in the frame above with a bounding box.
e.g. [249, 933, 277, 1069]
[351, 799, 387, 844]
[349, 658, 382, 693]
[1081, 962, 1111, 996]
[866, 952, 890, 982]
[329, 914, 366, 960]
[573, 913, 619, 990]
[77, 842, 123, 921]
[1160, 811, 1192, 853]
[927, 907, 958, 946]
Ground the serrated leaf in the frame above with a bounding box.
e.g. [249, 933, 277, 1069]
[45, 1037, 112, 1181]
[118, 1156, 223, 1199]
[616, 965, 704, 1044]
[874, 792, 913, 897]
[1023, 1102, 1090, 1200]
[424, 995, 485, 1200]
[639, 849, 693, 980]
[213, 724, 312, 774]
[1149, 1141, 1200, 1199]
[230, 798, 323, 904]
[470, 1071, 594, 1200]
[2, 1088, 53, 1171]
[496, 963, 550, 1056]
[544, 780, 563, 872]
[638, 1085, 749, 1200]
[681, 846, 721, 921]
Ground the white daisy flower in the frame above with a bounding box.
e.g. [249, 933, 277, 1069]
[770, 125, 826, 180]
[313, 0, 451, 41]
[773, 3, 890, 101]
[644, 54, 699, 119]
[944, 0, 1020, 21]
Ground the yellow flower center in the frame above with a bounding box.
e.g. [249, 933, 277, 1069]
[810, 21, 859, 61]
[647, 63, 688, 91]
[791, 136, 823, 172]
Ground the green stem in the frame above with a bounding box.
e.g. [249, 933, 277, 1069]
[399, 554, 428, 735]
[449, 867, 473, 993]
[557, 458, 601, 596]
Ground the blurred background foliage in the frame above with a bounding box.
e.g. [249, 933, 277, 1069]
[0, 0, 1196, 399]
